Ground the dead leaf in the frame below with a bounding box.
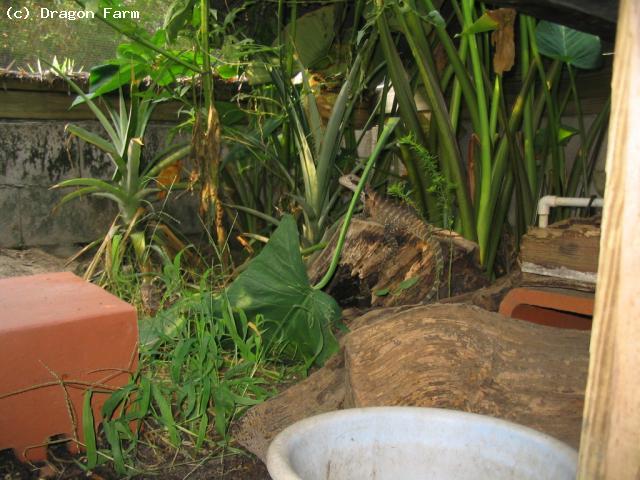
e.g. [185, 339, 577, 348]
[488, 8, 517, 74]
[155, 160, 182, 200]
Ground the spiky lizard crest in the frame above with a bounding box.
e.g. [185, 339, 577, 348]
[339, 174, 444, 302]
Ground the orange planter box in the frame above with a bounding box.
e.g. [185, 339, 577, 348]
[0, 272, 137, 462]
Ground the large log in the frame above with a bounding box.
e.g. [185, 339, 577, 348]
[233, 304, 589, 461]
[307, 218, 487, 308]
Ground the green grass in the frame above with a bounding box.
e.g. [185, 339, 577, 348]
[77, 246, 304, 476]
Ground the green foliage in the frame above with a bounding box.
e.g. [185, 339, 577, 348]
[27, 56, 83, 75]
[284, 5, 337, 70]
[398, 134, 453, 229]
[219, 215, 342, 367]
[535, 21, 602, 70]
[39, 4, 612, 471]
[51, 71, 190, 281]
[2, 0, 166, 70]
[374, 0, 609, 274]
[82, 251, 281, 474]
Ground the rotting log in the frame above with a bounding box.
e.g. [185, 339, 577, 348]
[233, 304, 589, 461]
[307, 218, 487, 308]
[578, 0, 640, 477]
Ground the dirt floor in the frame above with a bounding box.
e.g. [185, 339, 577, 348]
[0, 247, 82, 279]
[0, 444, 271, 479]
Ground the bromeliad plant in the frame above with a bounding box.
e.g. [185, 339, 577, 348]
[52, 73, 190, 282]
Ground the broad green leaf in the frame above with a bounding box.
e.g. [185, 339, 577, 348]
[213, 385, 234, 437]
[71, 63, 134, 106]
[215, 101, 245, 126]
[132, 377, 151, 420]
[164, 0, 194, 42]
[53, 186, 99, 212]
[65, 125, 122, 166]
[181, 384, 197, 419]
[171, 339, 195, 382]
[534, 125, 579, 150]
[53, 178, 128, 204]
[196, 413, 209, 449]
[558, 125, 578, 144]
[535, 21, 602, 69]
[374, 287, 390, 297]
[216, 64, 239, 79]
[284, 5, 336, 69]
[219, 215, 341, 366]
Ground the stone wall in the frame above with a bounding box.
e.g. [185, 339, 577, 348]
[0, 119, 199, 248]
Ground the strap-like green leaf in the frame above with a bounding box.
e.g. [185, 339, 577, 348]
[52, 186, 99, 212]
[82, 390, 98, 469]
[53, 178, 129, 203]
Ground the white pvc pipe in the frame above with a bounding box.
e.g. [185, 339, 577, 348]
[537, 195, 604, 228]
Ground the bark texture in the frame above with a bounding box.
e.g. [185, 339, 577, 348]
[307, 218, 487, 308]
[233, 304, 589, 462]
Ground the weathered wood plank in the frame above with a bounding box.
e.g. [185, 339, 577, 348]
[520, 218, 600, 282]
[0, 90, 182, 122]
[578, 0, 640, 477]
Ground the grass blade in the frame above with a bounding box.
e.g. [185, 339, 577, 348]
[82, 390, 97, 469]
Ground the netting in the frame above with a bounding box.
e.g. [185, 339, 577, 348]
[0, 0, 162, 71]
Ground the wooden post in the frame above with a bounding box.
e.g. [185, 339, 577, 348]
[578, 0, 640, 477]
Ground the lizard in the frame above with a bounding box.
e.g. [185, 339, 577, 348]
[338, 173, 444, 302]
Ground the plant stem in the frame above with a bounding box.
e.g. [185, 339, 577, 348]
[527, 16, 563, 195]
[462, 0, 491, 262]
[313, 118, 399, 290]
[421, 0, 480, 132]
[520, 15, 537, 199]
[566, 64, 589, 195]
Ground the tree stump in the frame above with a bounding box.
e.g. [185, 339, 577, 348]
[307, 218, 487, 307]
[232, 304, 589, 461]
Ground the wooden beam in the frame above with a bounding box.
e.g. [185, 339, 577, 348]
[487, 0, 617, 42]
[578, 0, 640, 477]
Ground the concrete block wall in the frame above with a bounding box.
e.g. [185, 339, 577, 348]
[0, 119, 200, 248]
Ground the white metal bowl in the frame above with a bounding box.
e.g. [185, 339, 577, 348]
[267, 407, 577, 480]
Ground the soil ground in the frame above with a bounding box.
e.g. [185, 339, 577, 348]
[0, 444, 271, 479]
[0, 247, 82, 279]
